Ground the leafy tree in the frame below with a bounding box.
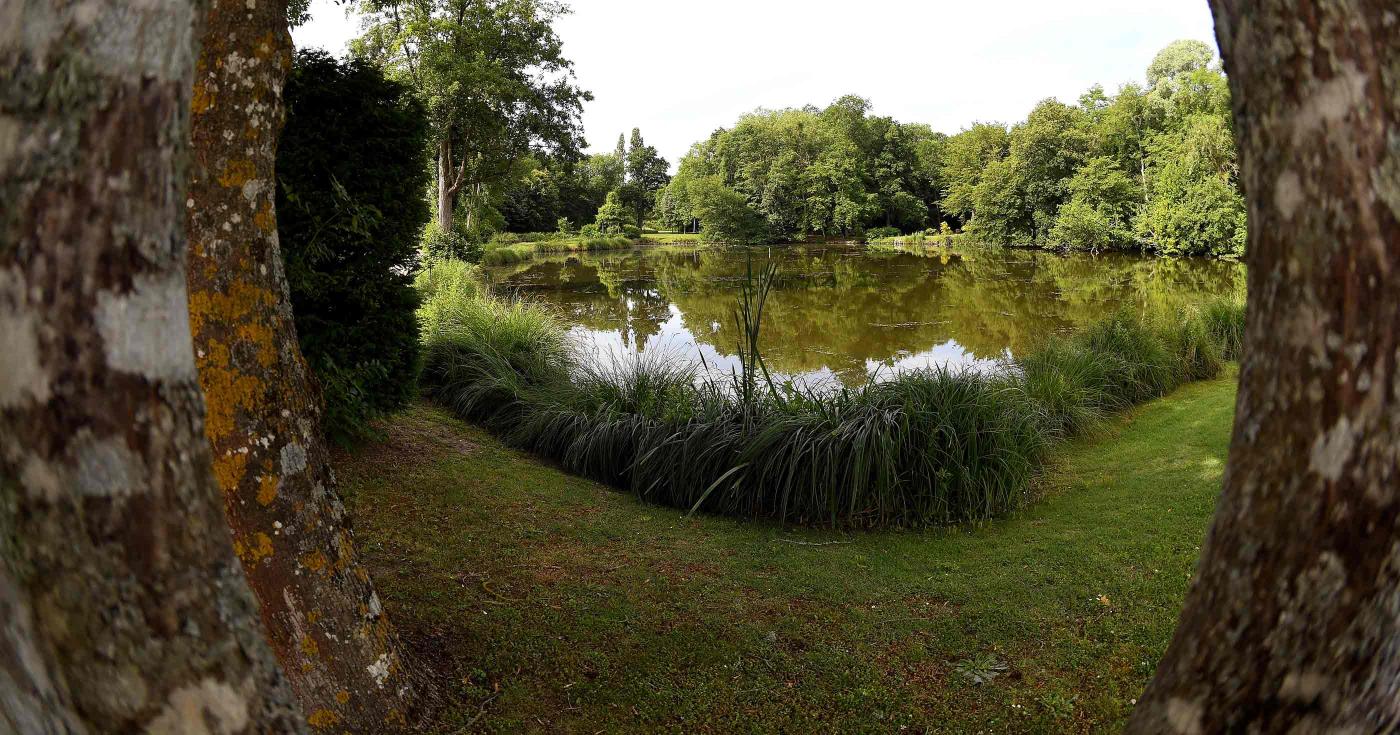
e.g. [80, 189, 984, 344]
[277, 50, 431, 441]
[940, 122, 1010, 225]
[688, 177, 769, 244]
[594, 189, 631, 234]
[355, 0, 590, 234]
[623, 128, 671, 227]
[1136, 114, 1246, 256]
[1146, 39, 1216, 89]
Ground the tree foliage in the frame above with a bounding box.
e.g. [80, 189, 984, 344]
[277, 50, 431, 441]
[652, 40, 1244, 257]
[355, 0, 590, 233]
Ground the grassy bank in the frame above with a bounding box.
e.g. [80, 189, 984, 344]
[481, 235, 637, 266]
[416, 259, 1245, 527]
[337, 369, 1238, 732]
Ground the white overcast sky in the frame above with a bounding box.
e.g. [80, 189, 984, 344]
[293, 0, 1219, 167]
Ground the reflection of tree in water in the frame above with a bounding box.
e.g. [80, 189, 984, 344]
[484, 245, 1245, 384]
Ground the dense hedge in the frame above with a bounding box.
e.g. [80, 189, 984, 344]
[417, 260, 1245, 527]
[277, 50, 430, 441]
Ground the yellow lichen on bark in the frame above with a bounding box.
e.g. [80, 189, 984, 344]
[257, 475, 278, 506]
[300, 551, 329, 574]
[217, 159, 257, 189]
[306, 708, 340, 729]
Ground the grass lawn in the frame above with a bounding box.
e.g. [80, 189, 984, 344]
[336, 369, 1237, 733]
[642, 232, 703, 244]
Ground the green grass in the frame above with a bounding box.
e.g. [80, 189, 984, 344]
[642, 232, 703, 244]
[416, 259, 1243, 528]
[337, 368, 1238, 733]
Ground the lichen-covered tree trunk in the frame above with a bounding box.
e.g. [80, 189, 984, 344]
[1132, 1, 1400, 731]
[0, 1, 303, 731]
[185, 0, 420, 730]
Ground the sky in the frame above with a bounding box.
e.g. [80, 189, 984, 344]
[292, 0, 1219, 167]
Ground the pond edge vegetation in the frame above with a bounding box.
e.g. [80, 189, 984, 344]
[416, 258, 1245, 529]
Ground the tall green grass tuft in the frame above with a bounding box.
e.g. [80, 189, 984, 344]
[417, 258, 1246, 528]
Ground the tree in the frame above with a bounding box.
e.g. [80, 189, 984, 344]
[1136, 114, 1246, 257]
[187, 0, 420, 729]
[356, 0, 590, 234]
[1146, 39, 1216, 90]
[1132, 1, 1400, 730]
[940, 122, 1010, 225]
[0, 0, 300, 730]
[623, 128, 671, 228]
[688, 177, 769, 244]
[594, 190, 631, 234]
[277, 50, 432, 443]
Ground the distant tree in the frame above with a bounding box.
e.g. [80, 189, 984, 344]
[940, 122, 1011, 225]
[688, 177, 769, 244]
[356, 0, 590, 234]
[1136, 114, 1246, 256]
[1146, 39, 1216, 90]
[1050, 155, 1140, 251]
[594, 190, 631, 234]
[277, 50, 431, 442]
[623, 128, 671, 227]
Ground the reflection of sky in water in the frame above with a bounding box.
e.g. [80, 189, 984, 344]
[570, 302, 1000, 389]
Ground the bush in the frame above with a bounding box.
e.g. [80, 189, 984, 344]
[865, 226, 901, 241]
[623, 224, 642, 239]
[581, 223, 600, 237]
[418, 263, 1248, 528]
[277, 49, 430, 442]
[423, 222, 482, 264]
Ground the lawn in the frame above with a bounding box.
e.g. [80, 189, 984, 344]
[335, 369, 1237, 733]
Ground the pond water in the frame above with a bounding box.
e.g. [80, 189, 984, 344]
[483, 244, 1245, 387]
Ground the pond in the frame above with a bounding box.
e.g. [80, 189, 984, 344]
[482, 243, 1245, 387]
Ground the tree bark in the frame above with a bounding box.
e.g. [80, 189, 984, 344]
[185, 0, 421, 730]
[437, 138, 457, 231]
[0, 1, 303, 731]
[1132, 1, 1400, 731]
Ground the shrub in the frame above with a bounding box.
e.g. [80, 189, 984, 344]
[581, 223, 601, 237]
[277, 49, 430, 442]
[622, 224, 642, 239]
[865, 226, 901, 241]
[423, 222, 482, 264]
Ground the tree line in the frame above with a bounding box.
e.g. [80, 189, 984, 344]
[655, 40, 1245, 257]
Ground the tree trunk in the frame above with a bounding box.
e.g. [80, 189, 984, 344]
[437, 138, 455, 232]
[185, 0, 421, 730]
[0, 1, 303, 731]
[1132, 1, 1400, 731]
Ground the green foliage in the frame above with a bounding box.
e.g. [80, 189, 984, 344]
[661, 96, 942, 243]
[687, 177, 770, 244]
[356, 0, 590, 231]
[422, 221, 482, 263]
[1137, 115, 1246, 256]
[594, 189, 631, 234]
[277, 49, 430, 442]
[417, 260, 1247, 527]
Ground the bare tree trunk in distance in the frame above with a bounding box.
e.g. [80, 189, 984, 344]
[0, 1, 304, 731]
[1132, 1, 1400, 731]
[185, 0, 421, 730]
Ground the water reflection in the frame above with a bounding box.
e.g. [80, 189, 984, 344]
[484, 244, 1245, 387]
